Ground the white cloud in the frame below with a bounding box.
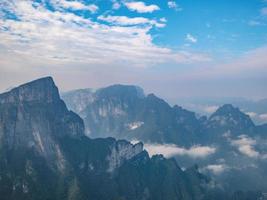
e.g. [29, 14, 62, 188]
[144, 143, 216, 158]
[182, 103, 218, 114]
[112, 1, 121, 10]
[203, 105, 219, 114]
[204, 164, 229, 175]
[261, 7, 267, 15]
[98, 15, 165, 27]
[0, 0, 210, 72]
[230, 135, 260, 158]
[124, 1, 160, 13]
[160, 18, 167, 23]
[98, 15, 150, 25]
[51, 0, 98, 13]
[222, 131, 231, 138]
[259, 113, 267, 121]
[245, 112, 267, 123]
[186, 34, 197, 43]
[167, 1, 182, 11]
[246, 112, 257, 118]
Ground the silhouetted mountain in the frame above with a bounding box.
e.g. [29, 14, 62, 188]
[203, 104, 256, 142]
[174, 97, 267, 125]
[208, 104, 255, 131]
[62, 86, 204, 146]
[0, 77, 216, 200]
[62, 87, 266, 145]
[62, 84, 267, 195]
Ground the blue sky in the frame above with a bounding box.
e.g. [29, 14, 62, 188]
[0, 0, 267, 100]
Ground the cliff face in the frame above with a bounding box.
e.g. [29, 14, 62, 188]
[0, 77, 84, 164]
[0, 77, 60, 104]
[107, 140, 143, 172]
[62, 85, 262, 146]
[0, 77, 213, 200]
[62, 85, 203, 146]
[0, 77, 144, 172]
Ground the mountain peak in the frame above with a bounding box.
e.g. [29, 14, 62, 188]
[97, 84, 145, 99]
[0, 77, 60, 104]
[0, 77, 84, 152]
[211, 104, 251, 119]
[208, 104, 255, 131]
[215, 104, 237, 113]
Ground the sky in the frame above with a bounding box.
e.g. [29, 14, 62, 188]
[0, 0, 267, 102]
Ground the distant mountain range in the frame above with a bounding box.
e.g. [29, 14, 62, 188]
[62, 85, 267, 193]
[62, 85, 266, 144]
[173, 97, 267, 125]
[0, 77, 265, 199]
[0, 77, 238, 200]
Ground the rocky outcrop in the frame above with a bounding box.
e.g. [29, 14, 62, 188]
[0, 77, 84, 164]
[0, 77, 60, 104]
[62, 85, 203, 146]
[107, 140, 143, 172]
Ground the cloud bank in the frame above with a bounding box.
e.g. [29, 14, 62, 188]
[143, 143, 216, 158]
[230, 135, 260, 158]
[51, 0, 98, 13]
[246, 112, 267, 123]
[204, 164, 229, 175]
[0, 0, 210, 70]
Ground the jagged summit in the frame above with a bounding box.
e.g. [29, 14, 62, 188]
[207, 104, 255, 134]
[210, 104, 253, 123]
[0, 76, 60, 104]
[212, 104, 239, 115]
[0, 76, 84, 152]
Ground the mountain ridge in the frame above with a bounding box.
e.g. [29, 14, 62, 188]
[0, 77, 218, 200]
[62, 85, 265, 146]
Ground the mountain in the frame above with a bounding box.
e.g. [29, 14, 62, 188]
[208, 104, 255, 130]
[62, 86, 203, 147]
[62, 86, 265, 145]
[0, 77, 216, 200]
[174, 97, 267, 125]
[203, 104, 256, 142]
[62, 85, 267, 194]
[62, 88, 95, 114]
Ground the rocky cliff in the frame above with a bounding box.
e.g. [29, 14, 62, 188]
[0, 77, 212, 200]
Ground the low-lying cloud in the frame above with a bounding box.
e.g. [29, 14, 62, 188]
[203, 164, 229, 175]
[246, 112, 267, 123]
[143, 143, 216, 158]
[230, 135, 260, 158]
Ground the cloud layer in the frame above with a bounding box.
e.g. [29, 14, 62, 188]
[143, 143, 216, 158]
[204, 164, 229, 175]
[230, 135, 260, 158]
[0, 0, 210, 70]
